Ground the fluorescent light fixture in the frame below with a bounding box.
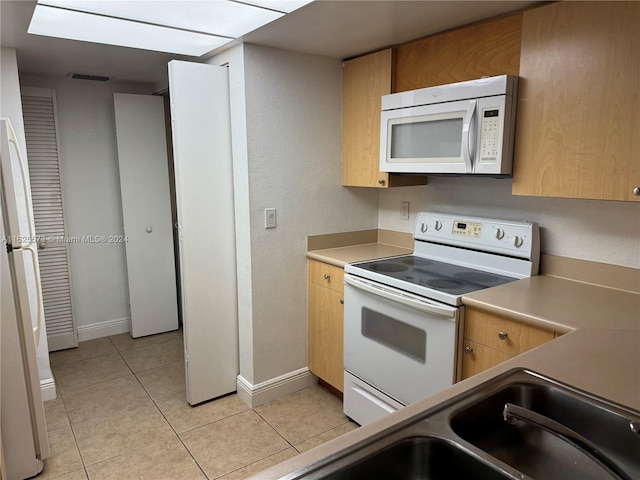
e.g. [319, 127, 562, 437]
[28, 0, 314, 56]
[28, 4, 230, 56]
[38, 0, 285, 38]
[236, 0, 314, 14]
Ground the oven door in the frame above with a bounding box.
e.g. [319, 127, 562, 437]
[344, 274, 461, 406]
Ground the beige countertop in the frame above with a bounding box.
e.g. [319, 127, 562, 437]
[463, 275, 640, 333]
[306, 243, 412, 268]
[253, 244, 640, 480]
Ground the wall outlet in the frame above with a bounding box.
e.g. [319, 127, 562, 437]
[265, 208, 276, 229]
[400, 201, 410, 220]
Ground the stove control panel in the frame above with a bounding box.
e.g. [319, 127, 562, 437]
[414, 212, 539, 263]
[452, 220, 482, 238]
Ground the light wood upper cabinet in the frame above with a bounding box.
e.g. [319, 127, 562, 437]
[341, 49, 427, 188]
[341, 14, 521, 188]
[342, 49, 391, 188]
[512, 1, 640, 201]
[308, 260, 344, 391]
[394, 14, 522, 92]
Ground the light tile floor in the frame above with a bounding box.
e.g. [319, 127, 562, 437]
[38, 331, 357, 480]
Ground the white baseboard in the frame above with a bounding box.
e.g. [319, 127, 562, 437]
[237, 368, 317, 408]
[77, 317, 130, 342]
[40, 377, 56, 401]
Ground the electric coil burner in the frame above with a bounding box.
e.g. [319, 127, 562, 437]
[343, 211, 540, 426]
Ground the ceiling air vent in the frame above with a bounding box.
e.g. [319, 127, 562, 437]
[69, 73, 111, 82]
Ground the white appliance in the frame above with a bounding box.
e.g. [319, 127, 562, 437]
[380, 75, 518, 175]
[343, 211, 539, 426]
[1, 118, 49, 479]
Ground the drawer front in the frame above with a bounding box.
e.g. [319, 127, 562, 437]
[464, 308, 555, 356]
[309, 260, 345, 293]
[461, 339, 513, 380]
[344, 371, 404, 426]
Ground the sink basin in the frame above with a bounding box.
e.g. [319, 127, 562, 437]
[450, 373, 640, 480]
[315, 436, 512, 480]
[287, 370, 640, 480]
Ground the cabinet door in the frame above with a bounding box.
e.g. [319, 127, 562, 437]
[512, 1, 640, 201]
[309, 259, 344, 293]
[465, 308, 555, 356]
[308, 282, 344, 392]
[461, 339, 512, 380]
[342, 49, 392, 188]
[394, 14, 522, 92]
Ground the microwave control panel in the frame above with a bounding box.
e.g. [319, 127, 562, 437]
[479, 109, 501, 163]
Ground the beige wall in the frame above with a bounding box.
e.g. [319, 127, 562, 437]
[378, 178, 640, 269]
[19, 74, 154, 337]
[211, 44, 378, 386]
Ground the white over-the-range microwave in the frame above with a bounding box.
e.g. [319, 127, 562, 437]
[380, 75, 518, 175]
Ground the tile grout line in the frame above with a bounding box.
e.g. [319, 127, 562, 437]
[62, 397, 88, 474]
[252, 409, 298, 451]
[49, 337, 120, 369]
[65, 337, 127, 474]
[213, 446, 295, 480]
[115, 331, 212, 479]
[71, 335, 186, 475]
[175, 432, 212, 479]
[252, 402, 354, 453]
[61, 333, 345, 479]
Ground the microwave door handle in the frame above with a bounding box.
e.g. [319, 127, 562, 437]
[462, 99, 476, 173]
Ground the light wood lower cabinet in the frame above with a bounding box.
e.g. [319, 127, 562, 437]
[461, 340, 513, 380]
[461, 307, 555, 380]
[308, 260, 344, 391]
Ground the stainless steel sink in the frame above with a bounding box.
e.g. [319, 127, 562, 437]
[305, 435, 513, 480]
[450, 371, 640, 480]
[284, 370, 640, 480]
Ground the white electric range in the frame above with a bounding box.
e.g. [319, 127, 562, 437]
[343, 211, 540, 426]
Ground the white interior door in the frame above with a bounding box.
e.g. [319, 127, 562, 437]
[168, 60, 239, 405]
[21, 87, 77, 351]
[113, 94, 178, 338]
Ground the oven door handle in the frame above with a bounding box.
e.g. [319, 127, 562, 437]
[344, 275, 457, 319]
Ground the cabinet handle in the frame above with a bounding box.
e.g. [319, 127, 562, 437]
[340, 298, 344, 305]
[634, 187, 640, 196]
[378, 179, 385, 185]
[323, 274, 331, 280]
[464, 346, 474, 354]
[498, 331, 508, 340]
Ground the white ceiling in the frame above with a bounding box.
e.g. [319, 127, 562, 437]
[1, 0, 537, 85]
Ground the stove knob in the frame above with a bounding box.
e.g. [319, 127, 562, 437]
[420, 223, 428, 233]
[434, 220, 443, 231]
[495, 228, 505, 240]
[512, 235, 523, 248]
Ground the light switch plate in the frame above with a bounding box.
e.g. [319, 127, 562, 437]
[400, 201, 410, 220]
[265, 208, 276, 229]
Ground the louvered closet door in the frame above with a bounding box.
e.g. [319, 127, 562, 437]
[21, 87, 77, 351]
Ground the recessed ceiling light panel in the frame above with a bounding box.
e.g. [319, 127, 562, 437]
[235, 0, 314, 14]
[28, 4, 230, 56]
[38, 0, 286, 38]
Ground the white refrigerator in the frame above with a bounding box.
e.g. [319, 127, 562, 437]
[1, 118, 49, 479]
